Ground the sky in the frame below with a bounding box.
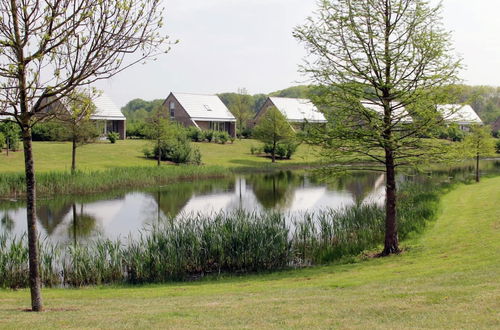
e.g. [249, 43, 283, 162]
[95, 0, 500, 108]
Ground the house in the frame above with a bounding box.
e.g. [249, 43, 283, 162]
[492, 117, 500, 136]
[0, 93, 127, 139]
[253, 97, 327, 130]
[91, 94, 126, 139]
[437, 104, 482, 131]
[163, 92, 236, 137]
[361, 100, 413, 123]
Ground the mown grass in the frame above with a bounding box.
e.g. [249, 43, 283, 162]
[0, 177, 498, 328]
[0, 139, 320, 173]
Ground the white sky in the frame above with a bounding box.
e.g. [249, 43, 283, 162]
[95, 0, 500, 107]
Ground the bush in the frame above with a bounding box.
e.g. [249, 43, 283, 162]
[205, 130, 215, 142]
[145, 125, 202, 165]
[263, 141, 299, 160]
[185, 127, 205, 142]
[250, 144, 263, 155]
[217, 131, 230, 144]
[126, 122, 147, 139]
[496, 140, 500, 154]
[239, 127, 253, 139]
[107, 132, 119, 143]
[32, 122, 68, 141]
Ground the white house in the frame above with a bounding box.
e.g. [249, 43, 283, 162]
[437, 104, 482, 131]
[91, 94, 126, 139]
[253, 97, 327, 130]
[164, 92, 237, 137]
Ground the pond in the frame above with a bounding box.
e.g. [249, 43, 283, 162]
[1, 160, 499, 245]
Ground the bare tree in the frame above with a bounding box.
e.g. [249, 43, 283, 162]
[294, 0, 461, 255]
[0, 0, 170, 311]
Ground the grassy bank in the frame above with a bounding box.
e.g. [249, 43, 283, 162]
[0, 177, 498, 328]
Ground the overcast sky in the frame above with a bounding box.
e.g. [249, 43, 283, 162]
[95, 0, 500, 107]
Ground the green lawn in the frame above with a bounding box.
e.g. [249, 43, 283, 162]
[0, 139, 320, 173]
[1, 177, 498, 328]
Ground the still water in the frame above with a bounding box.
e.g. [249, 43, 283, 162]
[1, 160, 499, 245]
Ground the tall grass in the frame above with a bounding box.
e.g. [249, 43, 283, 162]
[0, 181, 441, 288]
[0, 165, 226, 198]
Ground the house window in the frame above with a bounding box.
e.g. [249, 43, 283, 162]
[204, 104, 212, 111]
[169, 102, 175, 118]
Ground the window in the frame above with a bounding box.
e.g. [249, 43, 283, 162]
[169, 101, 175, 118]
[204, 104, 212, 111]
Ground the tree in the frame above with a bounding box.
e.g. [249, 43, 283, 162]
[60, 91, 99, 174]
[461, 125, 495, 182]
[294, 0, 461, 255]
[229, 88, 253, 137]
[0, 0, 168, 311]
[144, 107, 171, 166]
[253, 106, 295, 163]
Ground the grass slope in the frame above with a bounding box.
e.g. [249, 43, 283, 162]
[0, 139, 319, 173]
[1, 177, 499, 328]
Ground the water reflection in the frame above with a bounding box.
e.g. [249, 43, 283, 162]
[0, 160, 498, 245]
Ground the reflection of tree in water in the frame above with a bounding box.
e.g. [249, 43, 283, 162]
[152, 178, 236, 219]
[1, 213, 14, 233]
[68, 204, 98, 245]
[246, 171, 303, 210]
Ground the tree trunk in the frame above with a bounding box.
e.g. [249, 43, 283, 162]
[71, 136, 77, 174]
[22, 127, 43, 311]
[476, 153, 480, 183]
[272, 140, 276, 163]
[157, 138, 161, 166]
[382, 150, 400, 256]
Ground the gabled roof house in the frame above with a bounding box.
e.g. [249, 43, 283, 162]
[361, 100, 413, 123]
[437, 104, 482, 131]
[254, 97, 327, 130]
[164, 92, 236, 137]
[91, 94, 126, 139]
[0, 93, 126, 139]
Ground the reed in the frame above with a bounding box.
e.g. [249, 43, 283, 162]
[0, 165, 226, 198]
[0, 181, 441, 288]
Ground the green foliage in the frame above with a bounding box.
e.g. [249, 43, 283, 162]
[460, 125, 496, 158]
[0, 132, 4, 151]
[253, 107, 295, 162]
[121, 99, 164, 123]
[263, 141, 299, 160]
[0, 122, 21, 151]
[107, 132, 119, 144]
[32, 122, 68, 141]
[146, 124, 202, 165]
[496, 140, 500, 154]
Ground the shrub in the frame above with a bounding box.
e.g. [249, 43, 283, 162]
[32, 122, 68, 141]
[217, 131, 230, 144]
[263, 141, 299, 160]
[145, 125, 202, 165]
[186, 127, 206, 142]
[107, 132, 120, 144]
[205, 130, 215, 142]
[496, 140, 500, 154]
[239, 127, 253, 139]
[250, 144, 263, 155]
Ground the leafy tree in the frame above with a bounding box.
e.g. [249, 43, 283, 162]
[228, 88, 254, 137]
[0, 0, 168, 311]
[460, 125, 495, 182]
[253, 107, 295, 163]
[144, 107, 171, 166]
[60, 91, 100, 174]
[294, 0, 461, 255]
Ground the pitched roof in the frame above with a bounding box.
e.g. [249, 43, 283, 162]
[361, 100, 413, 123]
[268, 97, 326, 123]
[90, 94, 126, 121]
[437, 104, 482, 125]
[170, 93, 236, 122]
